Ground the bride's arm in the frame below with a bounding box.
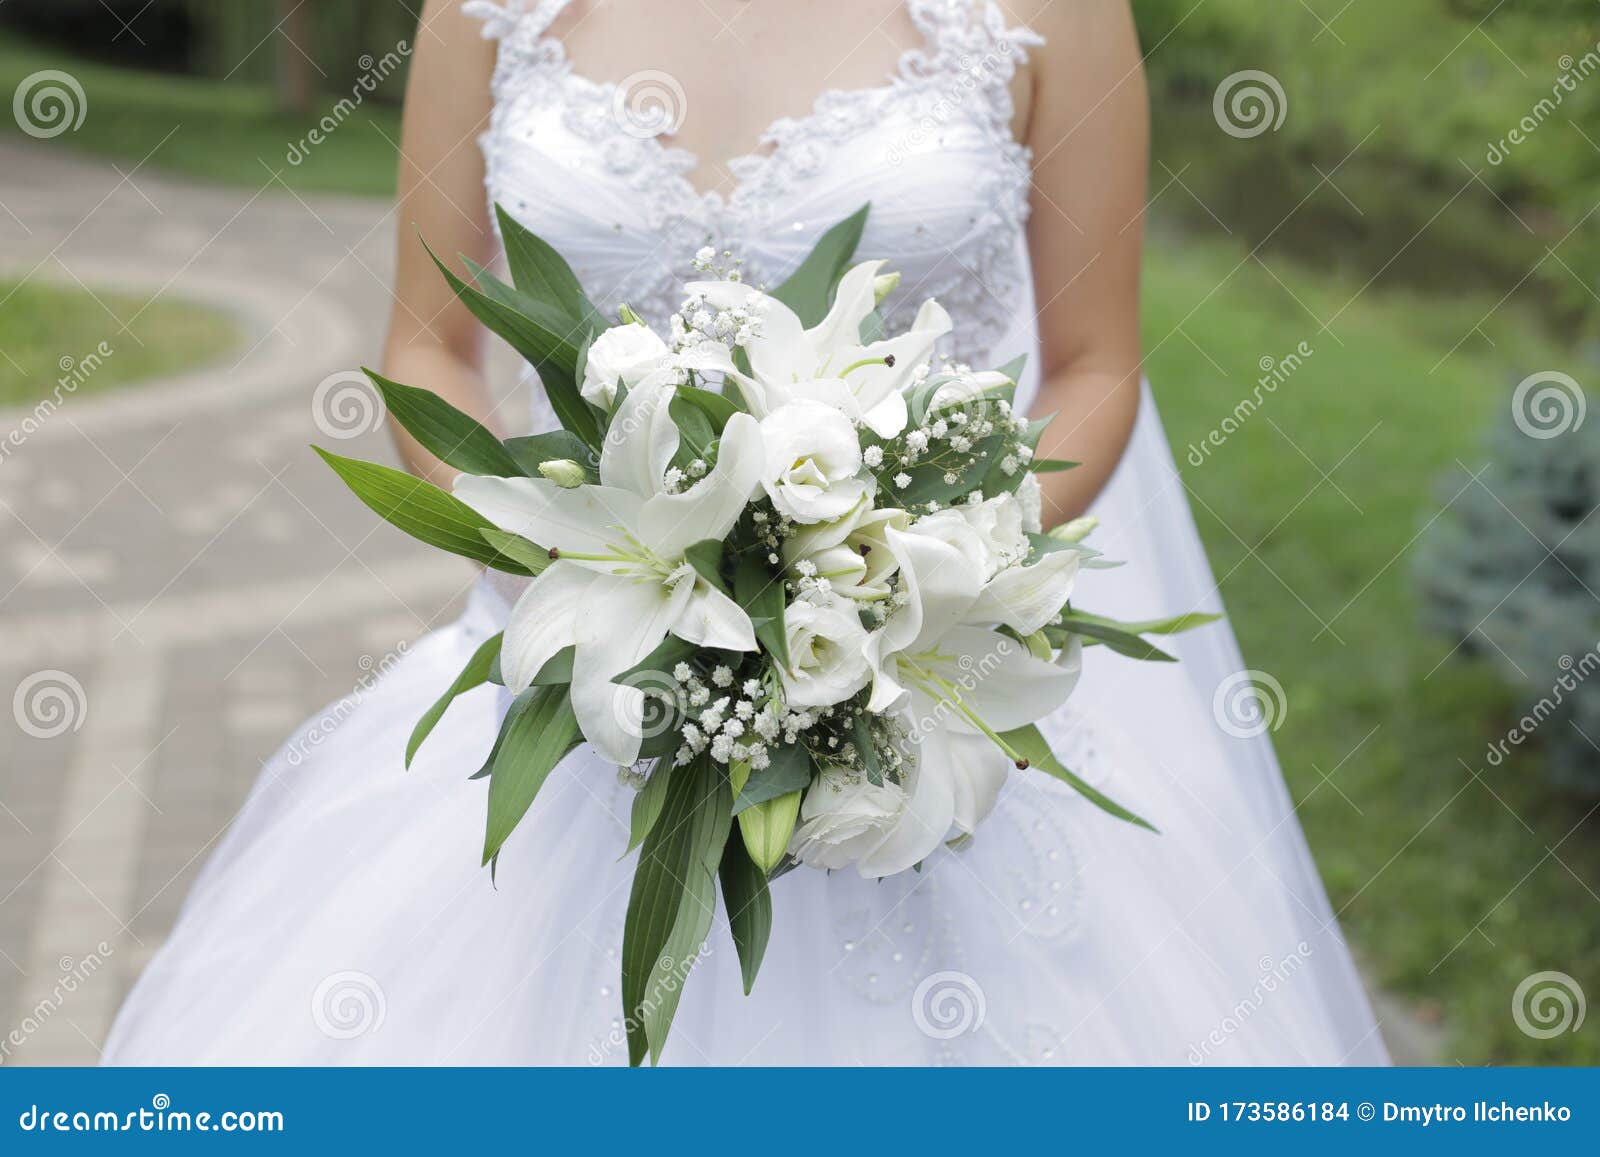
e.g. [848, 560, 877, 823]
[1021, 0, 1147, 523]
[380, 0, 499, 485]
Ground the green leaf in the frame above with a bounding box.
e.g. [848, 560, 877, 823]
[478, 527, 552, 576]
[424, 238, 600, 448]
[313, 446, 535, 575]
[494, 203, 604, 327]
[888, 432, 1006, 507]
[503, 430, 599, 480]
[858, 308, 885, 345]
[1002, 723, 1158, 833]
[994, 353, 1028, 384]
[733, 553, 788, 669]
[622, 755, 732, 1065]
[1065, 610, 1224, 637]
[625, 763, 673, 855]
[615, 634, 696, 687]
[408, 632, 502, 768]
[470, 686, 537, 780]
[365, 369, 525, 478]
[532, 645, 574, 686]
[683, 539, 727, 592]
[732, 740, 812, 814]
[483, 685, 581, 864]
[672, 384, 739, 433]
[769, 203, 870, 326]
[719, 834, 772, 995]
[850, 711, 883, 785]
[1030, 457, 1078, 473]
[1066, 619, 1178, 662]
[669, 394, 720, 469]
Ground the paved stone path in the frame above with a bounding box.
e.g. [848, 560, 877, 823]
[0, 139, 533, 1064]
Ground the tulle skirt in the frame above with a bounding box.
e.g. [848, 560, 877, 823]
[102, 386, 1389, 1066]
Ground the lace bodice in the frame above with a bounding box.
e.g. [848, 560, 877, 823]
[467, 0, 1042, 398]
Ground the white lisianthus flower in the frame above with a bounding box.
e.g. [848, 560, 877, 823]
[581, 323, 670, 409]
[788, 765, 909, 871]
[760, 400, 869, 524]
[908, 493, 1028, 582]
[778, 595, 873, 708]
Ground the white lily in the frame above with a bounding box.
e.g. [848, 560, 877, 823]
[689, 261, 951, 438]
[851, 527, 1083, 875]
[455, 378, 764, 765]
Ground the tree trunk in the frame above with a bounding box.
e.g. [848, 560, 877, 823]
[275, 0, 316, 116]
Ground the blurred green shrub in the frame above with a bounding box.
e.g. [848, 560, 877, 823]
[1137, 0, 1600, 327]
[1414, 379, 1600, 794]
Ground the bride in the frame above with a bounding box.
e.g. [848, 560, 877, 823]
[104, 0, 1388, 1065]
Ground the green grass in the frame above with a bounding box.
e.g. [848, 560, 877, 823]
[1142, 230, 1599, 1064]
[0, 38, 402, 196]
[0, 279, 241, 407]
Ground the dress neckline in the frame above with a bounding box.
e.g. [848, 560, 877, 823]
[469, 0, 1039, 206]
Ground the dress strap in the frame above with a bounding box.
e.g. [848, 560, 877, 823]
[462, 0, 572, 41]
[902, 0, 1043, 135]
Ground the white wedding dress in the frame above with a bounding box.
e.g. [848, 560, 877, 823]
[103, 0, 1389, 1066]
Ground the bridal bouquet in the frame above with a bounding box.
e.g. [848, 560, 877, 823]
[316, 205, 1215, 1064]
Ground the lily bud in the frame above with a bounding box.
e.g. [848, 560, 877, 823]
[738, 789, 802, 874]
[872, 271, 901, 306]
[538, 459, 586, 489]
[1048, 515, 1099, 544]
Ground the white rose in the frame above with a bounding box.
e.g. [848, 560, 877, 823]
[582, 323, 670, 409]
[788, 765, 908, 871]
[759, 400, 868, 524]
[783, 498, 910, 601]
[779, 596, 873, 707]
